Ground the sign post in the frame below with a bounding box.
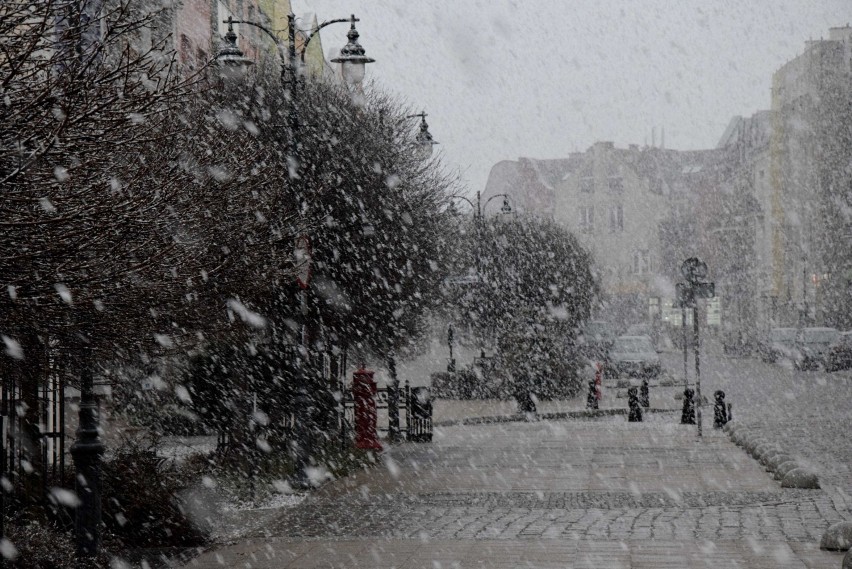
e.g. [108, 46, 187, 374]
[676, 258, 715, 438]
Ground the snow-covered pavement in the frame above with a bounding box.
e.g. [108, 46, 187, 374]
[661, 338, 852, 503]
[181, 404, 848, 568]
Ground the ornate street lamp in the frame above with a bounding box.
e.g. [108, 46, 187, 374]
[216, 19, 254, 82]
[482, 193, 514, 217]
[215, 11, 375, 491]
[406, 111, 439, 159]
[331, 16, 375, 87]
[217, 13, 374, 94]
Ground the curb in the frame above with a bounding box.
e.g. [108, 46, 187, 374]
[722, 422, 820, 490]
[434, 406, 680, 428]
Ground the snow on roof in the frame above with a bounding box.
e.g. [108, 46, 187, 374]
[716, 116, 744, 149]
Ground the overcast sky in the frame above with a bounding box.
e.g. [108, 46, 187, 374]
[295, 1, 852, 194]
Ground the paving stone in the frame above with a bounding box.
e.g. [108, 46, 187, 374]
[180, 403, 852, 568]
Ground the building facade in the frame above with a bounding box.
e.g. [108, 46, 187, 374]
[483, 25, 852, 337]
[171, 0, 328, 79]
[483, 143, 723, 328]
[769, 25, 852, 329]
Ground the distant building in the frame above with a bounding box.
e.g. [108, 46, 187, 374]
[481, 157, 578, 217]
[553, 142, 669, 324]
[483, 143, 723, 327]
[770, 25, 852, 328]
[713, 111, 775, 337]
[483, 25, 852, 335]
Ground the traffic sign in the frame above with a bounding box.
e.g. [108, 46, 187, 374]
[680, 257, 708, 282]
[675, 280, 714, 308]
[694, 281, 715, 299]
[675, 282, 694, 308]
[707, 297, 721, 326]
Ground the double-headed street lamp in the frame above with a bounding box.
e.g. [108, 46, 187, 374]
[218, 13, 373, 160]
[217, 12, 374, 489]
[218, 13, 373, 92]
[448, 191, 514, 279]
[443, 192, 514, 373]
[450, 192, 513, 220]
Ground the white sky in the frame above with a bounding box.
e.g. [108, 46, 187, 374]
[295, 1, 852, 194]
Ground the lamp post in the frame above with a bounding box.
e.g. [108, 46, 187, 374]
[449, 192, 514, 220]
[801, 254, 808, 327]
[482, 193, 514, 217]
[444, 193, 514, 375]
[405, 111, 439, 159]
[70, 332, 104, 560]
[218, 13, 373, 150]
[217, 12, 374, 489]
[447, 191, 514, 283]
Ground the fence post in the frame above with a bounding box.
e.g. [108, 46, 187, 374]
[681, 387, 696, 424]
[586, 381, 598, 410]
[713, 390, 728, 428]
[404, 380, 410, 440]
[628, 386, 643, 422]
[387, 355, 400, 442]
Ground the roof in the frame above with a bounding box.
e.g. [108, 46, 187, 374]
[483, 143, 729, 213]
[482, 156, 582, 215]
[716, 111, 773, 149]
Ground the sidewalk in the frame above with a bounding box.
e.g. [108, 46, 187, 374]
[180, 413, 848, 568]
[431, 377, 685, 425]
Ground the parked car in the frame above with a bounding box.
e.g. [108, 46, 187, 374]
[625, 323, 651, 337]
[826, 332, 852, 372]
[578, 320, 615, 363]
[758, 327, 798, 363]
[794, 327, 840, 370]
[722, 326, 755, 356]
[605, 335, 661, 378]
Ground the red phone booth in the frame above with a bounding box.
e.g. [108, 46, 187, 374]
[352, 367, 383, 451]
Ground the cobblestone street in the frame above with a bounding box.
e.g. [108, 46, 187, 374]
[183, 412, 850, 568]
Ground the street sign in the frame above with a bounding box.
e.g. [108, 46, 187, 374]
[675, 283, 694, 308]
[680, 257, 708, 282]
[707, 297, 722, 325]
[675, 280, 714, 307]
[694, 281, 715, 299]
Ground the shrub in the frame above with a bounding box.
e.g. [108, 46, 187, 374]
[101, 436, 207, 549]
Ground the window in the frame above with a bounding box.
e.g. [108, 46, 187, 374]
[608, 177, 624, 192]
[579, 177, 594, 193]
[632, 250, 651, 274]
[580, 206, 594, 232]
[609, 204, 623, 232]
[180, 34, 193, 68]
